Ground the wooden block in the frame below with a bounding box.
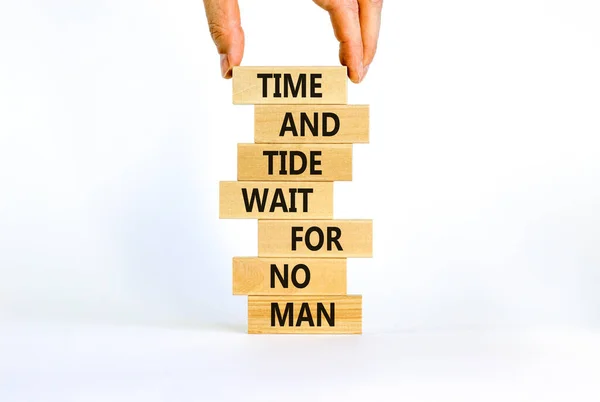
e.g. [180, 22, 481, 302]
[237, 144, 352, 182]
[254, 105, 369, 144]
[258, 219, 372, 258]
[248, 295, 361, 334]
[233, 257, 346, 295]
[232, 66, 347, 105]
[219, 181, 334, 219]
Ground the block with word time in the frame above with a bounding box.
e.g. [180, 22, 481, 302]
[233, 257, 346, 295]
[219, 181, 334, 219]
[254, 105, 369, 144]
[232, 67, 347, 105]
[248, 295, 362, 334]
[258, 219, 373, 258]
[237, 144, 352, 182]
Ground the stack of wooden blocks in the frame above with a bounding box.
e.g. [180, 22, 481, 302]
[219, 66, 372, 334]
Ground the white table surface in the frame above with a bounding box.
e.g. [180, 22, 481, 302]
[2, 320, 599, 402]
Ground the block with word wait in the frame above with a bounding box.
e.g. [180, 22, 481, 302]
[248, 295, 361, 334]
[219, 181, 333, 219]
[237, 144, 352, 182]
[254, 105, 369, 144]
[232, 67, 347, 105]
[233, 257, 346, 295]
[258, 219, 373, 258]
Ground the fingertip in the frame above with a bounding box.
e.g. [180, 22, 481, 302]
[346, 65, 363, 84]
[220, 39, 244, 79]
[227, 30, 245, 79]
[358, 60, 365, 82]
[361, 63, 370, 81]
[352, 61, 365, 83]
[220, 54, 231, 78]
[340, 50, 364, 83]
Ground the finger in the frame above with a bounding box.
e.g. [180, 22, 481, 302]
[202, 0, 244, 78]
[358, 0, 382, 77]
[315, 0, 364, 83]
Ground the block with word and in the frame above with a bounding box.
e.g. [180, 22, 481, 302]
[233, 67, 347, 105]
[248, 295, 362, 334]
[219, 181, 334, 219]
[258, 219, 373, 258]
[254, 105, 369, 144]
[237, 144, 352, 181]
[233, 257, 346, 295]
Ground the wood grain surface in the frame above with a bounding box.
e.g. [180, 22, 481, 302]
[237, 144, 352, 181]
[248, 295, 362, 334]
[219, 181, 334, 219]
[258, 219, 373, 257]
[254, 105, 369, 144]
[233, 257, 346, 295]
[232, 66, 347, 104]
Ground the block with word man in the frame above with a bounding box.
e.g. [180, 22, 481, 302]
[220, 66, 371, 334]
[248, 295, 362, 334]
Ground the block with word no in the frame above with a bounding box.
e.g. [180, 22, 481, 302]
[233, 257, 346, 295]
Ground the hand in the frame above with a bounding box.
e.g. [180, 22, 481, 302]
[202, 0, 383, 83]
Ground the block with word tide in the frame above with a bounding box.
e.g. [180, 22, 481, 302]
[219, 181, 333, 219]
[258, 219, 373, 258]
[254, 105, 369, 144]
[232, 67, 347, 105]
[248, 295, 361, 334]
[237, 144, 352, 182]
[233, 257, 346, 295]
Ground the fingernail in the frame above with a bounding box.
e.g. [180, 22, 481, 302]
[358, 62, 365, 83]
[363, 63, 370, 79]
[220, 54, 231, 78]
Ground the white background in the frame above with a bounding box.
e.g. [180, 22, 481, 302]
[1, 0, 599, 400]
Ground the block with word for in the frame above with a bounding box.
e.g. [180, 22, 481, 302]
[233, 257, 346, 295]
[258, 219, 373, 258]
[237, 144, 352, 182]
[219, 181, 333, 219]
[232, 66, 347, 105]
[248, 295, 361, 334]
[254, 105, 369, 144]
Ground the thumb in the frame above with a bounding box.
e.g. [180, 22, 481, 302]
[203, 0, 244, 78]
